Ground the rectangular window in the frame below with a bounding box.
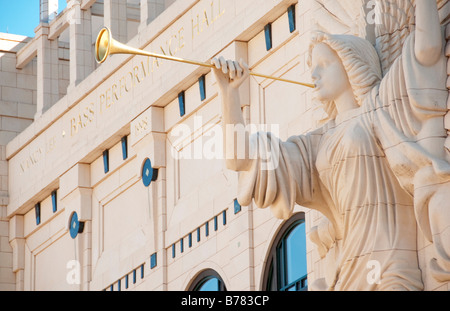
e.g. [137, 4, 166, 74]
[197, 227, 201, 242]
[172, 244, 176, 258]
[288, 5, 296, 33]
[214, 216, 218, 231]
[205, 221, 209, 237]
[199, 75, 206, 101]
[103, 150, 109, 174]
[223, 210, 227, 226]
[180, 238, 184, 253]
[178, 91, 186, 117]
[264, 23, 272, 51]
[35, 203, 41, 225]
[121, 136, 128, 160]
[125, 275, 129, 289]
[188, 233, 193, 248]
[118, 279, 121, 291]
[133, 269, 137, 284]
[51, 190, 57, 213]
[150, 253, 157, 269]
[234, 199, 241, 214]
[140, 264, 145, 279]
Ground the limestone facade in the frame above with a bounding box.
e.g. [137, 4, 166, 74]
[0, 0, 449, 291]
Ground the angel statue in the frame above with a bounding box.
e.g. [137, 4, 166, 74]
[211, 0, 450, 291]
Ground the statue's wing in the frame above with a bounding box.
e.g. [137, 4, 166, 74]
[373, 0, 416, 76]
[312, 0, 367, 37]
[374, 0, 448, 76]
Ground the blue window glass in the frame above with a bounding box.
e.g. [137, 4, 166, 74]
[199, 75, 206, 101]
[180, 238, 184, 253]
[35, 203, 41, 225]
[172, 244, 176, 258]
[197, 227, 201, 242]
[140, 264, 145, 279]
[178, 91, 186, 117]
[103, 150, 109, 174]
[118, 279, 121, 291]
[188, 233, 193, 248]
[125, 275, 129, 289]
[283, 222, 307, 287]
[264, 23, 272, 51]
[121, 136, 128, 160]
[51, 191, 57, 213]
[223, 210, 227, 225]
[150, 253, 157, 269]
[197, 278, 219, 291]
[234, 199, 241, 214]
[214, 216, 218, 231]
[288, 5, 296, 33]
[265, 215, 308, 291]
[133, 269, 137, 284]
[205, 222, 209, 237]
[191, 270, 227, 291]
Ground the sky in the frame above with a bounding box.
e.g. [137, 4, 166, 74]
[0, 0, 67, 37]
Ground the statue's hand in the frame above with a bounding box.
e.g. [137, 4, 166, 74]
[211, 57, 249, 93]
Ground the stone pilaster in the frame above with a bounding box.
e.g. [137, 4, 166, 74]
[35, 24, 59, 119]
[139, 0, 165, 32]
[68, 0, 93, 89]
[130, 106, 167, 290]
[104, 0, 128, 43]
[8, 215, 24, 291]
[60, 164, 92, 291]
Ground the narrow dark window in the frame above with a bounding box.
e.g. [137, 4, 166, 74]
[234, 199, 241, 214]
[178, 91, 186, 117]
[35, 203, 41, 225]
[199, 75, 206, 101]
[264, 23, 272, 51]
[121, 136, 128, 160]
[288, 5, 296, 33]
[151, 253, 157, 269]
[51, 191, 57, 213]
[103, 150, 109, 174]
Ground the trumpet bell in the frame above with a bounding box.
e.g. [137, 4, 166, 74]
[95, 27, 111, 64]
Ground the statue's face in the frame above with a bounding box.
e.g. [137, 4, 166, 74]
[311, 43, 351, 103]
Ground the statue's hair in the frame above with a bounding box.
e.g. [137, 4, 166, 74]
[308, 32, 382, 120]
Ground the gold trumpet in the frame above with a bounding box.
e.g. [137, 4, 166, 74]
[95, 27, 315, 89]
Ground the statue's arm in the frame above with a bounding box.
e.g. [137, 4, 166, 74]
[414, 0, 442, 66]
[212, 57, 252, 172]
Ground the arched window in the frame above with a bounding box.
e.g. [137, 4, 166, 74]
[188, 269, 227, 291]
[264, 213, 308, 291]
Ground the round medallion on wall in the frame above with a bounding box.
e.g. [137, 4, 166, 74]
[69, 212, 84, 239]
[142, 158, 154, 187]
